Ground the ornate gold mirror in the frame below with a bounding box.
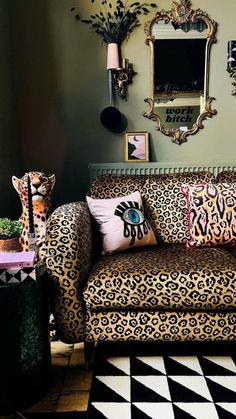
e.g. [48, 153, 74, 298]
[143, 0, 217, 145]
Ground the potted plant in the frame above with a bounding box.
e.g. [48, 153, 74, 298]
[0, 218, 23, 252]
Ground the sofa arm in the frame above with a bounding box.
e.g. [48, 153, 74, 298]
[45, 202, 93, 343]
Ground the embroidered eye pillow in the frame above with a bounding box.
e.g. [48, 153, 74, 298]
[86, 191, 157, 254]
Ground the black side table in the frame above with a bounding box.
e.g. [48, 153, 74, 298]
[0, 263, 52, 415]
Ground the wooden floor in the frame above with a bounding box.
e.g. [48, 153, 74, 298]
[24, 341, 92, 415]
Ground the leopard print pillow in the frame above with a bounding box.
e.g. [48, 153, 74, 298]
[182, 183, 236, 248]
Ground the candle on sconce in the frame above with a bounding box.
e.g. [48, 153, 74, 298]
[227, 40, 236, 71]
[122, 58, 129, 70]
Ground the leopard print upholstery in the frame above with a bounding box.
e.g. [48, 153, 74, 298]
[85, 310, 236, 342]
[215, 170, 236, 257]
[89, 174, 146, 199]
[142, 172, 215, 243]
[89, 172, 215, 243]
[12, 171, 55, 260]
[83, 244, 236, 311]
[45, 170, 236, 344]
[182, 183, 236, 248]
[216, 170, 236, 183]
[45, 202, 93, 343]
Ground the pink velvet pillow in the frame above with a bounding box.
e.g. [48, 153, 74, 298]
[86, 191, 157, 254]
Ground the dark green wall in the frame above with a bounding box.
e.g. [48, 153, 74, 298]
[0, 0, 22, 218]
[3, 0, 236, 216]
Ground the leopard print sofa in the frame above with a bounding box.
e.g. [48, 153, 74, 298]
[45, 170, 236, 345]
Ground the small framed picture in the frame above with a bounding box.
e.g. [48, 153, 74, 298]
[124, 131, 149, 162]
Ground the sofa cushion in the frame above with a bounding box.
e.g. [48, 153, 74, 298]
[86, 191, 157, 254]
[142, 172, 215, 243]
[89, 175, 146, 199]
[182, 183, 236, 248]
[216, 170, 236, 183]
[85, 310, 236, 342]
[83, 244, 236, 311]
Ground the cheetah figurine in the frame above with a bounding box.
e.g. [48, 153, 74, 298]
[12, 171, 56, 261]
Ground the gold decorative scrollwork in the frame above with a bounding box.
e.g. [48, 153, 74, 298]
[144, 97, 217, 145]
[112, 66, 137, 100]
[171, 0, 192, 24]
[229, 70, 236, 96]
[143, 0, 218, 145]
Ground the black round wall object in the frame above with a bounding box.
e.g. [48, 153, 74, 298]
[100, 106, 122, 130]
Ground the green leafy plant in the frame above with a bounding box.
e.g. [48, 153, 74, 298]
[70, 0, 157, 44]
[0, 218, 23, 240]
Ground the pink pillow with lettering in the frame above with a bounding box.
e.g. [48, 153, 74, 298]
[86, 191, 157, 255]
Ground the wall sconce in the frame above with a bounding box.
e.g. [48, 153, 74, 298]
[227, 40, 236, 96]
[112, 59, 137, 101]
[106, 44, 137, 101]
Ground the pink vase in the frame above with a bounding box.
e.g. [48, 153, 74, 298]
[107, 43, 119, 69]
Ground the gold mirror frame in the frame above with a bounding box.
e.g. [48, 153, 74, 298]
[143, 0, 218, 145]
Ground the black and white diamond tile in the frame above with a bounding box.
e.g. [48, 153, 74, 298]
[88, 354, 236, 419]
[0, 267, 36, 284]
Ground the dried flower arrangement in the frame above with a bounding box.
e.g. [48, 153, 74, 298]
[70, 0, 157, 44]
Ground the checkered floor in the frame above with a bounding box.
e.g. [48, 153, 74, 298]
[88, 352, 236, 419]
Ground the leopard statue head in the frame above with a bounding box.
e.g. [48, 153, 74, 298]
[12, 171, 56, 259]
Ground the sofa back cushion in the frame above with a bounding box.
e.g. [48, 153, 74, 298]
[89, 171, 215, 243]
[142, 172, 215, 243]
[216, 170, 236, 183]
[90, 175, 146, 199]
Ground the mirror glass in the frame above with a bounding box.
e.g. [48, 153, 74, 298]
[143, 0, 217, 144]
[154, 22, 207, 131]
